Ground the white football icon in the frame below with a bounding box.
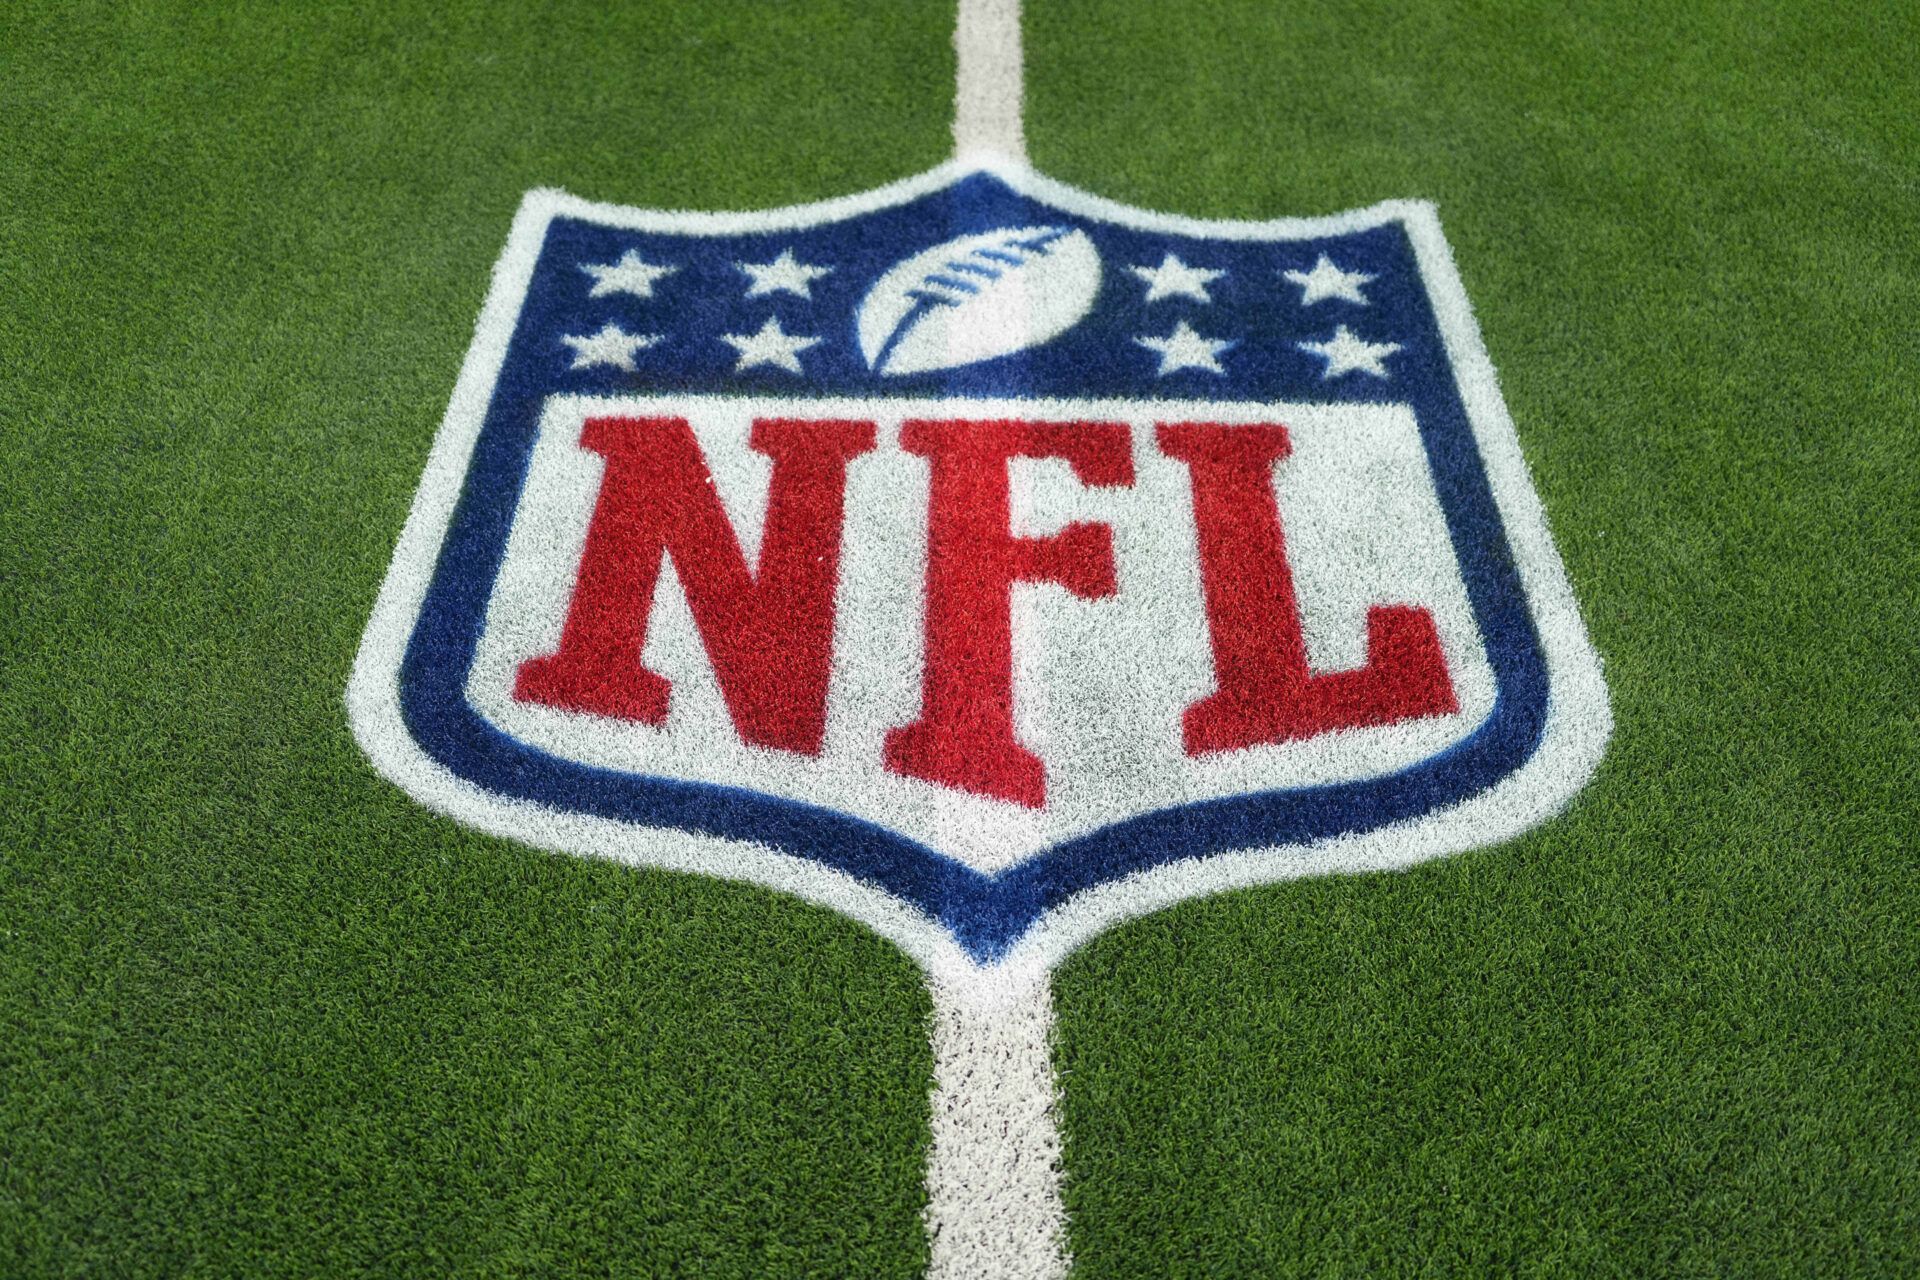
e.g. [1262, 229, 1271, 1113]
[857, 225, 1101, 376]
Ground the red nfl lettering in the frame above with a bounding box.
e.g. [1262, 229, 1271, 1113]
[515, 413, 1464, 799]
[1159, 421, 1457, 753]
[883, 419, 1134, 808]
[514, 414, 875, 754]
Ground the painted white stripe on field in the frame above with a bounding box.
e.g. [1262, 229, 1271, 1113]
[941, 13, 1060, 1272]
[954, 0, 1027, 162]
[925, 973, 1070, 1280]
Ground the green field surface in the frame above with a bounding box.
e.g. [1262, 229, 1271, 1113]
[4, 1, 1915, 1276]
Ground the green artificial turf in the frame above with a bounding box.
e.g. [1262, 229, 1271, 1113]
[3, 0, 1916, 1276]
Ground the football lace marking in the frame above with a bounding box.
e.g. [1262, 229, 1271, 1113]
[858, 225, 1102, 376]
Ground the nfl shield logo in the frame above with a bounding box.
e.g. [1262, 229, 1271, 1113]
[349, 159, 1609, 977]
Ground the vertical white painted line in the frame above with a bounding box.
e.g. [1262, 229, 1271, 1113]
[928, 4, 1064, 1275]
[953, 0, 1028, 163]
[925, 972, 1071, 1279]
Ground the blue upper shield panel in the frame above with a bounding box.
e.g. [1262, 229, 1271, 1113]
[514, 172, 1432, 405]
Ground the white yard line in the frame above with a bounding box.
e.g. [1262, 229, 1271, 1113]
[925, 971, 1071, 1280]
[926, 16, 1070, 1276]
[953, 0, 1028, 163]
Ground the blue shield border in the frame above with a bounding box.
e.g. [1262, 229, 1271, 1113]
[347, 160, 1610, 975]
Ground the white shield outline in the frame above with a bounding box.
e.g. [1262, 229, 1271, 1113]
[347, 157, 1611, 986]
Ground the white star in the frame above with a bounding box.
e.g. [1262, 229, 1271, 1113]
[738, 248, 833, 299]
[1282, 254, 1375, 305]
[1298, 325, 1401, 379]
[1135, 320, 1235, 375]
[560, 322, 659, 372]
[580, 249, 676, 299]
[721, 315, 821, 374]
[1129, 252, 1224, 304]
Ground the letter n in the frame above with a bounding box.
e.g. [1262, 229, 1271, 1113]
[515, 415, 875, 754]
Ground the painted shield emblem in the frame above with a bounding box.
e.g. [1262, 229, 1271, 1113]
[348, 160, 1609, 977]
